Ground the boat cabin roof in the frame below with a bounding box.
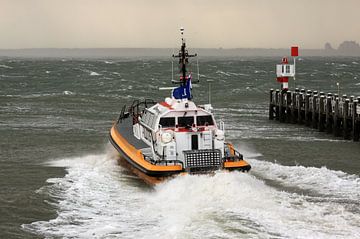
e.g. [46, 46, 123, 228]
[140, 98, 216, 131]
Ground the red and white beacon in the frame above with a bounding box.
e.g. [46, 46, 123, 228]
[276, 46, 298, 91]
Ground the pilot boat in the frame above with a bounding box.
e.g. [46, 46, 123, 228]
[109, 29, 251, 185]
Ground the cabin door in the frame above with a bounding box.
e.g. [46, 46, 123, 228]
[191, 134, 198, 150]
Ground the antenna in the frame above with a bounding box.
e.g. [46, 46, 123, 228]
[197, 58, 200, 83]
[207, 80, 214, 104]
[172, 27, 197, 86]
[171, 61, 174, 82]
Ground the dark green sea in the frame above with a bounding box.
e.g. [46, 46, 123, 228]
[1, 56, 360, 238]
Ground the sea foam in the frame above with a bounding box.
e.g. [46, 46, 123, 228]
[22, 146, 360, 239]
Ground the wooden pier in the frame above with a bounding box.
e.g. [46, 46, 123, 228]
[269, 88, 360, 141]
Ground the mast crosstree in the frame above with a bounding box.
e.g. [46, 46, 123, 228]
[171, 27, 198, 100]
[172, 27, 197, 86]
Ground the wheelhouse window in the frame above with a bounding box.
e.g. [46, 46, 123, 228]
[159, 117, 175, 128]
[148, 114, 156, 129]
[196, 115, 214, 126]
[178, 116, 194, 127]
[141, 110, 156, 128]
[141, 111, 149, 124]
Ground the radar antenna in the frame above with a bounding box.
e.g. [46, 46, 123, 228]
[172, 27, 197, 86]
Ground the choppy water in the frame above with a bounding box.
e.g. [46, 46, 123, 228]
[1, 56, 360, 238]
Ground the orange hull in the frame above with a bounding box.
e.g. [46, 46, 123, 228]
[110, 124, 251, 185]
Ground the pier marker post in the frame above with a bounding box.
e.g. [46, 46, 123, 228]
[275, 55, 296, 91]
[291, 46, 299, 89]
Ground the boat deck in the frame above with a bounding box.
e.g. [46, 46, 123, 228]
[115, 117, 149, 149]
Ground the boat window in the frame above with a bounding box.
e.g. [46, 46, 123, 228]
[178, 116, 194, 127]
[159, 117, 175, 128]
[151, 114, 158, 129]
[148, 114, 156, 129]
[196, 115, 214, 126]
[142, 110, 156, 128]
[142, 111, 150, 125]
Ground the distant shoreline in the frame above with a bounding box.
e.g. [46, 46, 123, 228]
[1, 48, 360, 58]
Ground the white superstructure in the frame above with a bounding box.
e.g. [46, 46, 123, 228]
[136, 97, 225, 167]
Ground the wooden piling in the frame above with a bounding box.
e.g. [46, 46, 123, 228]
[304, 94, 310, 126]
[312, 94, 318, 129]
[333, 98, 341, 137]
[279, 90, 285, 122]
[343, 99, 350, 139]
[269, 88, 360, 142]
[298, 93, 303, 124]
[286, 91, 292, 123]
[318, 96, 325, 132]
[325, 96, 332, 133]
[269, 89, 274, 120]
[291, 91, 297, 123]
[353, 100, 359, 141]
[275, 89, 280, 120]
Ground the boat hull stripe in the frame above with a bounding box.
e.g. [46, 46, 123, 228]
[109, 125, 183, 176]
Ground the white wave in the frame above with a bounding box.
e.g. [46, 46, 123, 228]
[216, 70, 249, 77]
[254, 70, 267, 74]
[250, 158, 360, 200]
[0, 74, 26, 78]
[63, 90, 74, 95]
[104, 60, 114, 64]
[148, 172, 360, 239]
[45, 70, 50, 74]
[233, 142, 263, 159]
[22, 146, 360, 238]
[352, 61, 359, 65]
[0, 64, 13, 69]
[216, 70, 231, 77]
[11, 92, 69, 98]
[90, 71, 100, 76]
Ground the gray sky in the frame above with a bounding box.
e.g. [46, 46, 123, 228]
[1, 0, 359, 49]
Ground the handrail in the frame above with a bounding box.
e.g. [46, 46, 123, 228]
[129, 99, 157, 124]
[224, 143, 244, 161]
[117, 105, 127, 123]
[143, 154, 184, 168]
[116, 99, 157, 125]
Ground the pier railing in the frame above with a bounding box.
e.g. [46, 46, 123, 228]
[269, 88, 360, 141]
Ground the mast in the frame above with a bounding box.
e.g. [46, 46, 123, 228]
[172, 27, 197, 86]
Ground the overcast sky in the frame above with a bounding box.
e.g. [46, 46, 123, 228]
[1, 0, 359, 49]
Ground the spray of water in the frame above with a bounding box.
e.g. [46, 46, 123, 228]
[22, 145, 360, 239]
